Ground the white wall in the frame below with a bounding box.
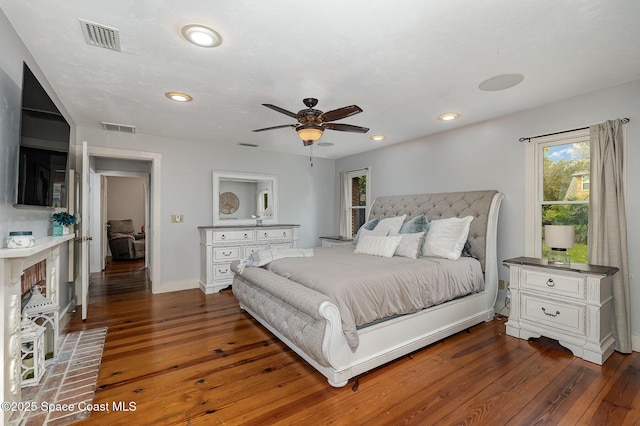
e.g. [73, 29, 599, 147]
[106, 176, 146, 233]
[75, 127, 337, 290]
[336, 79, 640, 345]
[0, 9, 76, 313]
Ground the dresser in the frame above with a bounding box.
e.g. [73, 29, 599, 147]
[503, 257, 618, 365]
[198, 224, 299, 294]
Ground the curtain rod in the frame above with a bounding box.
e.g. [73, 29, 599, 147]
[519, 117, 630, 143]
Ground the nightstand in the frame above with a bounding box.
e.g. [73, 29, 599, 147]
[319, 236, 353, 247]
[503, 256, 618, 365]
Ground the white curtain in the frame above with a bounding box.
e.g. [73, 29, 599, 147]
[589, 119, 631, 353]
[339, 171, 350, 237]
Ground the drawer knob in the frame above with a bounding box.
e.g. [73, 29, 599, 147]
[244, 233, 249, 239]
[283, 232, 287, 237]
[546, 278, 555, 287]
[265, 232, 268, 237]
[223, 251, 232, 256]
[218, 268, 228, 274]
[542, 307, 560, 317]
[221, 234, 226, 240]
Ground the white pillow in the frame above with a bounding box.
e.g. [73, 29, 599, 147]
[375, 214, 407, 236]
[354, 235, 402, 258]
[358, 227, 389, 239]
[422, 216, 474, 260]
[394, 232, 425, 259]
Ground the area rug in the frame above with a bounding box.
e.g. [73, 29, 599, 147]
[9, 327, 107, 426]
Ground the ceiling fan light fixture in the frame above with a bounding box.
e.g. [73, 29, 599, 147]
[181, 24, 222, 48]
[438, 112, 459, 121]
[297, 123, 324, 144]
[165, 92, 193, 102]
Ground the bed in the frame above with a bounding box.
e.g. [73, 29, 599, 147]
[231, 190, 504, 387]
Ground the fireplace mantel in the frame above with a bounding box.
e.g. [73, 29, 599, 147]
[0, 234, 74, 423]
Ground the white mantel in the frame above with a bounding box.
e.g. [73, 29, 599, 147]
[1, 234, 74, 423]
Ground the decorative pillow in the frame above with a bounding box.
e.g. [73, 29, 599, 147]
[422, 216, 474, 260]
[400, 215, 429, 256]
[460, 241, 477, 259]
[394, 232, 425, 259]
[375, 214, 407, 236]
[400, 214, 429, 234]
[352, 217, 380, 245]
[354, 235, 403, 258]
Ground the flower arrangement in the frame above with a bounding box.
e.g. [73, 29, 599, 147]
[52, 212, 77, 226]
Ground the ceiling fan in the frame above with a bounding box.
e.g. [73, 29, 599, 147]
[252, 98, 369, 146]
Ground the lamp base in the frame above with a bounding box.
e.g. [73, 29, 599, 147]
[548, 248, 570, 265]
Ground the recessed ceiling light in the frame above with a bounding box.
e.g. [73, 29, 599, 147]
[181, 24, 222, 48]
[317, 142, 334, 147]
[479, 73, 524, 91]
[370, 135, 386, 141]
[437, 113, 459, 121]
[165, 92, 193, 102]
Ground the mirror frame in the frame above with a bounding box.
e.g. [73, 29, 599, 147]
[212, 171, 278, 226]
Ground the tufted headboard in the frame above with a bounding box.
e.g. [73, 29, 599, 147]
[369, 190, 500, 272]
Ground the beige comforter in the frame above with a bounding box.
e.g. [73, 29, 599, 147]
[266, 245, 484, 350]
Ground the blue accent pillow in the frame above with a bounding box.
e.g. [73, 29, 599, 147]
[400, 215, 429, 255]
[352, 218, 380, 244]
[400, 214, 429, 234]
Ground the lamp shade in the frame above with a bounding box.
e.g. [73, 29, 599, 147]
[545, 225, 575, 250]
[296, 124, 324, 143]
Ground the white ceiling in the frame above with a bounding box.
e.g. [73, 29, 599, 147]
[2, 0, 639, 159]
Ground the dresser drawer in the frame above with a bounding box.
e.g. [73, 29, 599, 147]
[521, 294, 585, 336]
[213, 230, 254, 243]
[213, 246, 241, 262]
[244, 245, 268, 257]
[213, 263, 233, 280]
[522, 268, 585, 299]
[257, 228, 293, 241]
[270, 242, 293, 250]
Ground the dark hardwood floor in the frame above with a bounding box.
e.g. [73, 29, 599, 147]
[65, 260, 640, 425]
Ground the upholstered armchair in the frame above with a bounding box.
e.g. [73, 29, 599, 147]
[107, 219, 145, 260]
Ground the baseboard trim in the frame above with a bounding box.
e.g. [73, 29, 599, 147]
[153, 279, 199, 294]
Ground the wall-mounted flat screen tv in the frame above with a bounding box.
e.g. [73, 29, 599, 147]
[16, 63, 70, 207]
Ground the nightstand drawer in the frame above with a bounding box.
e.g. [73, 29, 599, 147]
[522, 268, 585, 299]
[521, 294, 585, 336]
[213, 230, 254, 243]
[213, 246, 241, 261]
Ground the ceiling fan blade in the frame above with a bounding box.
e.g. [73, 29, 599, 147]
[323, 123, 369, 133]
[319, 105, 363, 122]
[262, 104, 301, 119]
[252, 124, 296, 132]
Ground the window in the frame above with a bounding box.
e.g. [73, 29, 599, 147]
[525, 129, 590, 263]
[345, 168, 370, 238]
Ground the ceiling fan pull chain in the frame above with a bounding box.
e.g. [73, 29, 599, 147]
[309, 145, 314, 167]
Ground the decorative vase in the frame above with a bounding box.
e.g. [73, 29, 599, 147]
[52, 224, 63, 237]
[62, 225, 70, 235]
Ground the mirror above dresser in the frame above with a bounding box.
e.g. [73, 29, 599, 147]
[212, 171, 278, 226]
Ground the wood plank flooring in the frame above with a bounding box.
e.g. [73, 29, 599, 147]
[65, 260, 640, 425]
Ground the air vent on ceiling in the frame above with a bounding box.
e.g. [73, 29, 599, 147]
[238, 143, 259, 148]
[80, 19, 121, 51]
[101, 121, 136, 134]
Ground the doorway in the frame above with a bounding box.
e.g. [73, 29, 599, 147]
[91, 172, 149, 271]
[82, 146, 161, 294]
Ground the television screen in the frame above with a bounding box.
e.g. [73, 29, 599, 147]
[16, 63, 70, 207]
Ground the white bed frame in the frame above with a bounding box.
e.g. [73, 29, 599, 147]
[232, 190, 504, 387]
